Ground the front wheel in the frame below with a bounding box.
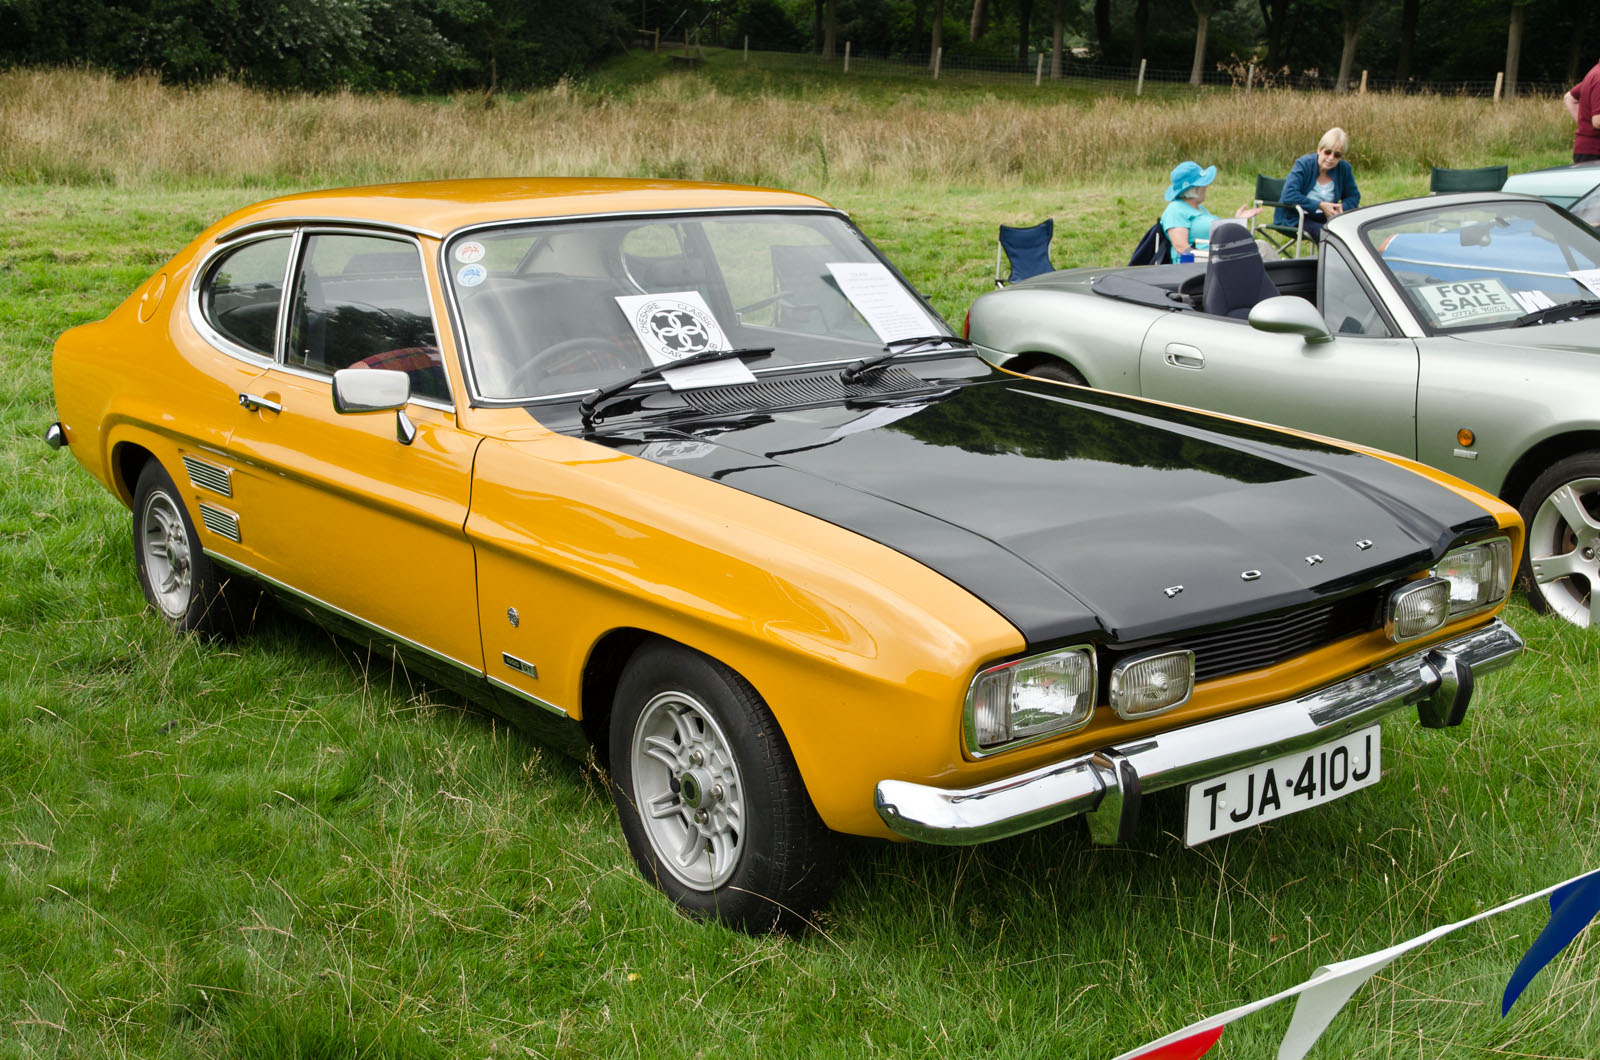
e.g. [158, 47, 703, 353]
[609, 642, 838, 933]
[1517, 452, 1600, 627]
[132, 461, 256, 636]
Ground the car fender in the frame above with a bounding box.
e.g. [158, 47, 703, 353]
[967, 285, 1153, 393]
[465, 431, 1027, 838]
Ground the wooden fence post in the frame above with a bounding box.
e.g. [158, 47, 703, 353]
[844, 42, 851, 73]
[1359, 69, 1368, 94]
[933, 47, 942, 80]
[1036, 53, 1043, 87]
[1247, 63, 1255, 91]
[1494, 71, 1504, 101]
[743, 36, 748, 62]
[1136, 58, 1147, 96]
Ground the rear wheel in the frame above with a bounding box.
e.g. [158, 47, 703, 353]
[1517, 452, 1600, 627]
[609, 642, 838, 933]
[1022, 360, 1087, 386]
[132, 462, 256, 636]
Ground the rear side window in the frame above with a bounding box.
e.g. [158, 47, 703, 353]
[200, 236, 291, 357]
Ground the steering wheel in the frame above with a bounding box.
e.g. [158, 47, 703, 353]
[509, 336, 636, 396]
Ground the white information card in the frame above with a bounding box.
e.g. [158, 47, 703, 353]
[825, 262, 940, 344]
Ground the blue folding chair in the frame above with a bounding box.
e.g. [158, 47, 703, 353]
[995, 219, 1055, 287]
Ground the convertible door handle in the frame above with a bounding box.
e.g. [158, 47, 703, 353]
[238, 392, 282, 414]
[1164, 344, 1205, 370]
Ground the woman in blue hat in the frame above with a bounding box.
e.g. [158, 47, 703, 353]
[1160, 161, 1260, 263]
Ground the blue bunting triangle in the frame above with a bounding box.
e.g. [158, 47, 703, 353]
[1501, 869, 1600, 1017]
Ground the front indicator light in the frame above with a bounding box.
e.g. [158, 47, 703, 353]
[1110, 650, 1195, 719]
[1387, 577, 1451, 642]
[1433, 537, 1513, 617]
[966, 646, 1096, 754]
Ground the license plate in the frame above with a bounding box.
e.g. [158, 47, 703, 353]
[1184, 725, 1381, 846]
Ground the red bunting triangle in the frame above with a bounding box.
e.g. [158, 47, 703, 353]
[1128, 1025, 1225, 1059]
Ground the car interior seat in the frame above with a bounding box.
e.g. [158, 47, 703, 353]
[1202, 222, 1279, 319]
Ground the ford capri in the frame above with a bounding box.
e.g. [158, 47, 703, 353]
[50, 179, 1524, 932]
[967, 192, 1600, 628]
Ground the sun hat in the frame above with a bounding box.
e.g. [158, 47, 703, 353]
[1165, 161, 1218, 202]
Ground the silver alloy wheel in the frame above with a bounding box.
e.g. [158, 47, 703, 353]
[629, 689, 746, 891]
[139, 489, 194, 619]
[1528, 475, 1600, 627]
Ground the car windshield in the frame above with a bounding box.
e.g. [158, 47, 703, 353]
[1362, 200, 1600, 331]
[444, 211, 949, 401]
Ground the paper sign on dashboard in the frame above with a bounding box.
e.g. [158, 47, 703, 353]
[826, 262, 940, 343]
[613, 291, 756, 389]
[1412, 278, 1520, 326]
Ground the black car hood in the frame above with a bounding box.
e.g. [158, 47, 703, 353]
[598, 377, 1497, 646]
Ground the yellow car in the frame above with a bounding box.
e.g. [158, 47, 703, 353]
[49, 179, 1525, 932]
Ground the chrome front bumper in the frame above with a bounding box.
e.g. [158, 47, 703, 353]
[875, 620, 1522, 846]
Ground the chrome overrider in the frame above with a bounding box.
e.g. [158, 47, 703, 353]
[875, 620, 1522, 846]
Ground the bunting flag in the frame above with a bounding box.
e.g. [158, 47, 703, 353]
[1115, 867, 1600, 1060]
[1502, 869, 1600, 1017]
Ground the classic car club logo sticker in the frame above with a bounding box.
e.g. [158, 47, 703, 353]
[456, 263, 486, 287]
[611, 291, 754, 389]
[453, 240, 486, 264]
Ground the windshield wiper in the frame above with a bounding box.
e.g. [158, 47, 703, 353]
[840, 335, 973, 384]
[1509, 298, 1600, 328]
[578, 347, 773, 427]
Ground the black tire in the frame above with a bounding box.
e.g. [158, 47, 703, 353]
[132, 461, 257, 637]
[1516, 451, 1600, 628]
[608, 641, 839, 933]
[1023, 360, 1088, 387]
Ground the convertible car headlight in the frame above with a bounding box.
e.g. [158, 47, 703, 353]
[1433, 537, 1513, 617]
[966, 646, 1096, 754]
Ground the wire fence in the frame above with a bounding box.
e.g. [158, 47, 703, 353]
[639, 32, 1566, 99]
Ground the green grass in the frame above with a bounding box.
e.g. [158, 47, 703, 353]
[4, 173, 1599, 1058]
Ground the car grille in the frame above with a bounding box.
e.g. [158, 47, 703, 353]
[1115, 587, 1388, 683]
[682, 367, 930, 415]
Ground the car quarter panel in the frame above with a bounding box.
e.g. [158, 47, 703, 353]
[463, 428, 1027, 838]
[966, 282, 1152, 391]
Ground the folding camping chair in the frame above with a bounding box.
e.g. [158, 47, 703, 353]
[995, 218, 1055, 287]
[1429, 165, 1508, 194]
[1249, 174, 1308, 256]
[1128, 219, 1172, 266]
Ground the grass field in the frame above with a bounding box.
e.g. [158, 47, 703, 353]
[2, 63, 1598, 1058]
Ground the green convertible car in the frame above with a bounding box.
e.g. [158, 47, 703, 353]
[967, 192, 1600, 628]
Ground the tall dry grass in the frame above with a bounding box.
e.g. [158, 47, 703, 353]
[0, 67, 1573, 191]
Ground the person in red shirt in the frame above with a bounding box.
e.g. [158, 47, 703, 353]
[1564, 59, 1600, 162]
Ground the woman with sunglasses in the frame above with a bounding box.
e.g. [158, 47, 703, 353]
[1277, 127, 1361, 243]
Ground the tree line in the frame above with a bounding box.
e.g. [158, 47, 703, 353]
[1, 0, 1594, 94]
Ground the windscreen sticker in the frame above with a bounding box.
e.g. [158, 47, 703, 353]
[612, 291, 755, 389]
[456, 263, 486, 287]
[454, 241, 486, 264]
[826, 262, 940, 343]
[1412, 278, 1520, 326]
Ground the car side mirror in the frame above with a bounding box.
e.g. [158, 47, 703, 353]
[332, 368, 416, 445]
[1248, 295, 1335, 345]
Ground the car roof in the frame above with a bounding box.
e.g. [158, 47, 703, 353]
[206, 177, 835, 242]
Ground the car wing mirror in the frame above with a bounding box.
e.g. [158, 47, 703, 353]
[332, 368, 416, 445]
[1248, 295, 1335, 345]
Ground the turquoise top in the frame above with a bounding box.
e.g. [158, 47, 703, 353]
[1161, 199, 1216, 262]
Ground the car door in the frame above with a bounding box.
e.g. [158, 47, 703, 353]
[225, 229, 484, 672]
[1136, 242, 1420, 458]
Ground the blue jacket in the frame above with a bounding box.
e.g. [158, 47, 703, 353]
[1276, 153, 1360, 228]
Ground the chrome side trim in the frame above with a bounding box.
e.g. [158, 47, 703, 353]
[204, 550, 484, 677]
[875, 620, 1522, 845]
[181, 455, 234, 497]
[197, 503, 242, 543]
[219, 216, 442, 242]
[486, 675, 569, 718]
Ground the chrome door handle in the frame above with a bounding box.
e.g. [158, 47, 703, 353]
[1164, 344, 1205, 369]
[239, 393, 282, 414]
